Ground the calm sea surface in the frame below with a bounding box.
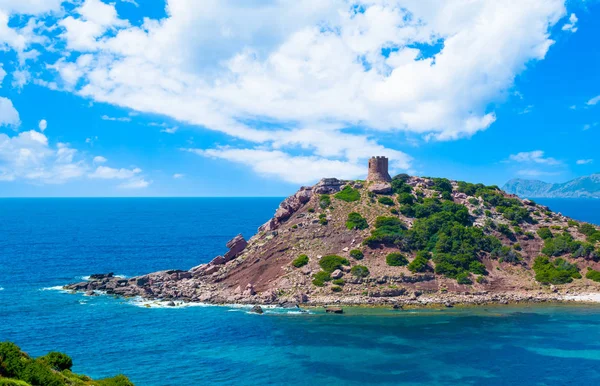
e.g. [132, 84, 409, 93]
[1, 197, 600, 385]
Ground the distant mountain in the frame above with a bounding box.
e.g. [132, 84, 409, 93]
[503, 174, 600, 198]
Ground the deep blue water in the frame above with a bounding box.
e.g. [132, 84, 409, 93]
[1, 197, 600, 385]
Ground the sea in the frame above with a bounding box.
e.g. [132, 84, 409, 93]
[2, 197, 600, 385]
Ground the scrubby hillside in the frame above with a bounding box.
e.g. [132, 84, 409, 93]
[67, 174, 600, 306]
[0, 342, 133, 386]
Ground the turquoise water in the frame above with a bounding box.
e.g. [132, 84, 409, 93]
[1, 198, 600, 385]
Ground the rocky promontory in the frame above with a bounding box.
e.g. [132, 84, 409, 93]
[65, 157, 600, 307]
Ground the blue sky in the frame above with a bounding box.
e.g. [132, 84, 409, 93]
[0, 0, 599, 197]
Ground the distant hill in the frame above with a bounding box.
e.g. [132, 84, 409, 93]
[504, 174, 600, 198]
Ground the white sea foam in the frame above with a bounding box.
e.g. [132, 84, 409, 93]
[40, 285, 71, 293]
[78, 274, 127, 281]
[127, 297, 212, 309]
[0, 287, 4, 291]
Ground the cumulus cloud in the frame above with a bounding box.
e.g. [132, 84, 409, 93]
[88, 165, 142, 179]
[93, 155, 107, 164]
[0, 0, 576, 182]
[0, 96, 19, 127]
[576, 159, 593, 165]
[173, 173, 184, 179]
[508, 150, 561, 165]
[38, 119, 47, 132]
[119, 178, 150, 189]
[561, 13, 578, 32]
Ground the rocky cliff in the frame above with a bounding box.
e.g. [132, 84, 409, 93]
[504, 174, 600, 198]
[66, 174, 600, 307]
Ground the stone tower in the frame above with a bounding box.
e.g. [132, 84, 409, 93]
[367, 156, 392, 182]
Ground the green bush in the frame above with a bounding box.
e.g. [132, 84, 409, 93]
[491, 245, 522, 264]
[351, 265, 370, 277]
[579, 223, 598, 236]
[332, 278, 345, 286]
[331, 286, 342, 292]
[334, 186, 361, 202]
[456, 272, 472, 285]
[497, 223, 515, 239]
[537, 227, 553, 240]
[319, 255, 349, 273]
[485, 210, 492, 217]
[312, 271, 331, 286]
[397, 193, 414, 205]
[391, 177, 412, 194]
[386, 252, 408, 266]
[378, 196, 395, 206]
[525, 231, 535, 239]
[307, 208, 315, 213]
[514, 243, 522, 251]
[408, 251, 431, 273]
[585, 268, 600, 282]
[318, 213, 328, 225]
[346, 212, 368, 230]
[542, 232, 582, 257]
[390, 208, 398, 214]
[468, 198, 479, 206]
[319, 195, 331, 209]
[533, 256, 581, 284]
[292, 254, 309, 268]
[39, 352, 72, 372]
[349, 249, 364, 260]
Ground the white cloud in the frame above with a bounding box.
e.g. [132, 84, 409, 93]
[38, 119, 47, 132]
[587, 95, 600, 106]
[508, 150, 561, 165]
[119, 178, 150, 189]
[583, 122, 598, 131]
[89, 165, 142, 179]
[93, 155, 107, 164]
[120, 0, 139, 7]
[0, 96, 20, 127]
[173, 173, 184, 179]
[0, 0, 63, 15]
[161, 127, 178, 134]
[576, 159, 593, 165]
[561, 13, 578, 32]
[3, 0, 574, 182]
[101, 114, 131, 122]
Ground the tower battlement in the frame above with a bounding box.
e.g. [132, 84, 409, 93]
[367, 156, 392, 182]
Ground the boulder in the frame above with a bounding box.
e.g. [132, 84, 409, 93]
[250, 305, 264, 314]
[368, 182, 392, 194]
[243, 283, 256, 296]
[313, 178, 346, 194]
[325, 306, 344, 314]
[224, 235, 247, 262]
[210, 255, 226, 265]
[331, 269, 343, 279]
[89, 273, 114, 280]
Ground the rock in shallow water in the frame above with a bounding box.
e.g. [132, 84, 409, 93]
[251, 305, 264, 314]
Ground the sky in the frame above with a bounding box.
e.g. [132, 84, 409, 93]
[0, 0, 599, 197]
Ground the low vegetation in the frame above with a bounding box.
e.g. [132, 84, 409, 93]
[318, 255, 349, 273]
[377, 197, 395, 206]
[350, 265, 370, 278]
[334, 186, 361, 202]
[292, 254, 309, 268]
[0, 342, 133, 386]
[386, 252, 408, 266]
[533, 256, 581, 284]
[346, 212, 368, 230]
[349, 249, 364, 260]
[585, 268, 600, 282]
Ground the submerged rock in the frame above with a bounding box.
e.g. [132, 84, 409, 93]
[251, 305, 264, 314]
[325, 306, 343, 314]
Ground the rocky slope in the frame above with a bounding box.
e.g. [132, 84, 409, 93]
[66, 175, 600, 307]
[504, 174, 600, 198]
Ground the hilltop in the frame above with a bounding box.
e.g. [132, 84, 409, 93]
[504, 174, 600, 198]
[66, 158, 600, 307]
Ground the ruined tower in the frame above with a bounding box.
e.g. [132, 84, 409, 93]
[367, 156, 392, 182]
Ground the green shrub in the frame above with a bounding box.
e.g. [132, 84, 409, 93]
[386, 252, 408, 266]
[334, 186, 361, 202]
[491, 245, 522, 264]
[391, 177, 412, 194]
[292, 254, 309, 268]
[39, 352, 72, 372]
[351, 265, 370, 277]
[319, 255, 349, 273]
[514, 243, 522, 251]
[307, 208, 315, 213]
[533, 256, 580, 284]
[579, 223, 598, 236]
[378, 196, 395, 206]
[468, 198, 479, 206]
[331, 286, 342, 292]
[476, 275, 486, 284]
[319, 195, 331, 209]
[408, 251, 431, 273]
[332, 279, 345, 286]
[525, 231, 535, 240]
[349, 249, 364, 260]
[318, 213, 328, 225]
[542, 232, 582, 257]
[312, 271, 331, 286]
[497, 223, 515, 239]
[390, 208, 398, 214]
[485, 210, 492, 217]
[585, 268, 600, 282]
[537, 227, 553, 240]
[456, 272, 472, 285]
[346, 212, 368, 230]
[397, 192, 414, 205]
